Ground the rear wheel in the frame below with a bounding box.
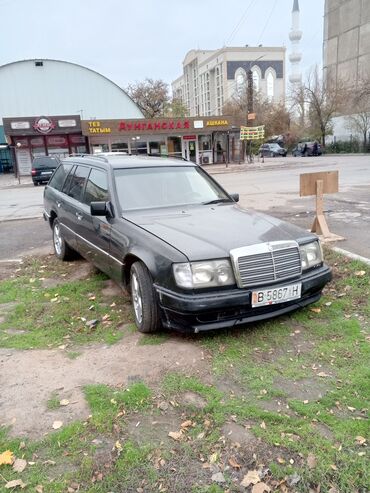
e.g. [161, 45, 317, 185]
[130, 262, 161, 333]
[52, 218, 74, 261]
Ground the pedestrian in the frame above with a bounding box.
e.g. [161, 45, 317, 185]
[302, 143, 308, 157]
[313, 141, 318, 156]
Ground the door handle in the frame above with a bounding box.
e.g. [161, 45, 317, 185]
[56, 201, 62, 208]
[76, 212, 83, 221]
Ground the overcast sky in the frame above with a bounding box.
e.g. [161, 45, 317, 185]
[0, 0, 324, 90]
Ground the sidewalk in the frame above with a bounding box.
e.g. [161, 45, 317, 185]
[0, 173, 32, 189]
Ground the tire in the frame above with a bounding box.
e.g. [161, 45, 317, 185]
[33, 182, 39, 186]
[130, 261, 161, 333]
[52, 218, 74, 261]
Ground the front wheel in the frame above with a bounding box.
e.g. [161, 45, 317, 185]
[52, 218, 74, 261]
[130, 262, 161, 333]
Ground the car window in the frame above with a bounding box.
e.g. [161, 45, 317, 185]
[33, 157, 59, 168]
[114, 166, 229, 210]
[48, 163, 73, 191]
[83, 168, 109, 205]
[67, 165, 90, 201]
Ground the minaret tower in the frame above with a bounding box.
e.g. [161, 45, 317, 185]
[289, 0, 302, 86]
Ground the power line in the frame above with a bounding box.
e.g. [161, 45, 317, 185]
[257, 0, 278, 45]
[227, 0, 258, 44]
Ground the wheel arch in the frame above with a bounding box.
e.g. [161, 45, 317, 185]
[122, 250, 158, 288]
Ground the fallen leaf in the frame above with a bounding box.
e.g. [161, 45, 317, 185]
[209, 452, 218, 464]
[52, 421, 63, 430]
[277, 457, 286, 464]
[241, 470, 260, 487]
[317, 372, 330, 377]
[180, 420, 192, 429]
[12, 458, 27, 473]
[355, 270, 366, 277]
[310, 307, 321, 313]
[228, 456, 241, 469]
[330, 464, 338, 471]
[307, 453, 317, 469]
[252, 483, 271, 493]
[35, 486, 43, 493]
[355, 436, 366, 445]
[347, 406, 356, 412]
[5, 479, 26, 489]
[168, 431, 182, 441]
[0, 450, 14, 465]
[303, 400, 309, 404]
[60, 399, 69, 406]
[260, 421, 266, 429]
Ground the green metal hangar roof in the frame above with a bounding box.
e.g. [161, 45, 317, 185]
[0, 59, 144, 121]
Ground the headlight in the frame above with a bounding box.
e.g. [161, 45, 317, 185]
[300, 241, 323, 270]
[173, 259, 235, 289]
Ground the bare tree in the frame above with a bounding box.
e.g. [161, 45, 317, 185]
[345, 77, 370, 151]
[126, 78, 170, 118]
[223, 91, 291, 139]
[294, 67, 348, 146]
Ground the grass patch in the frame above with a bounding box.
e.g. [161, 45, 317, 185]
[0, 256, 133, 349]
[0, 251, 368, 492]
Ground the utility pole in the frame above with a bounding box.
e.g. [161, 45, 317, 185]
[246, 69, 254, 163]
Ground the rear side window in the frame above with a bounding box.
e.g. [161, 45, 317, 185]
[33, 157, 59, 168]
[48, 164, 73, 191]
[83, 169, 108, 205]
[68, 165, 90, 202]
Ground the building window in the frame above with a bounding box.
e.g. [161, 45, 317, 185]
[235, 68, 246, 95]
[267, 71, 275, 99]
[252, 68, 260, 92]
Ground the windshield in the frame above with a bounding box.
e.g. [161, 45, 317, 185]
[33, 157, 59, 168]
[114, 166, 230, 211]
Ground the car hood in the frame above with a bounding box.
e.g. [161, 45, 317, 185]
[123, 204, 315, 260]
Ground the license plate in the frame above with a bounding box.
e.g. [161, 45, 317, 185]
[41, 171, 52, 175]
[252, 283, 302, 307]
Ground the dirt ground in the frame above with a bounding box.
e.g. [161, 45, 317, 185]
[0, 258, 207, 439]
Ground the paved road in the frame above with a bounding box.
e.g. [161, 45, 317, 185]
[0, 155, 369, 259]
[215, 156, 370, 259]
[0, 218, 52, 261]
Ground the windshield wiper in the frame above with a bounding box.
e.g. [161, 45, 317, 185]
[202, 198, 232, 205]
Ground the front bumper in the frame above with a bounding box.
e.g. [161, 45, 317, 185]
[155, 264, 332, 332]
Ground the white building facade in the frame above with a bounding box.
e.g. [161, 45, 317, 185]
[172, 46, 286, 117]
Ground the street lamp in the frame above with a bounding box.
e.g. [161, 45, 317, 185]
[246, 55, 264, 163]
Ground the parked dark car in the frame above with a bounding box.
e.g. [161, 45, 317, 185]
[258, 143, 287, 157]
[292, 142, 322, 157]
[43, 155, 331, 334]
[32, 156, 60, 186]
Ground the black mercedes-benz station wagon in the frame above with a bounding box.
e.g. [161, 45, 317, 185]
[43, 155, 332, 333]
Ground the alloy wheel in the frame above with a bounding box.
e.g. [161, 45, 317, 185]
[131, 272, 143, 324]
[53, 223, 62, 256]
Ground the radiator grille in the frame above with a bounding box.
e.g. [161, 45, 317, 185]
[231, 242, 302, 288]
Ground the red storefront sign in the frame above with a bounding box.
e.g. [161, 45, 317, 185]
[119, 120, 190, 132]
[183, 135, 197, 140]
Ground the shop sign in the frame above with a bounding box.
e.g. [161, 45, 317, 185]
[183, 135, 196, 140]
[88, 121, 111, 134]
[58, 119, 77, 128]
[11, 121, 30, 130]
[206, 119, 229, 127]
[47, 136, 68, 146]
[119, 120, 190, 132]
[33, 116, 56, 134]
[16, 149, 32, 176]
[30, 137, 44, 147]
[194, 120, 204, 129]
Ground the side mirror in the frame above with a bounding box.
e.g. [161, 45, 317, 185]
[230, 193, 239, 203]
[91, 201, 109, 216]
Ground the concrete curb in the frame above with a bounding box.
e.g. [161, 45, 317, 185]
[0, 215, 42, 223]
[331, 246, 370, 266]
